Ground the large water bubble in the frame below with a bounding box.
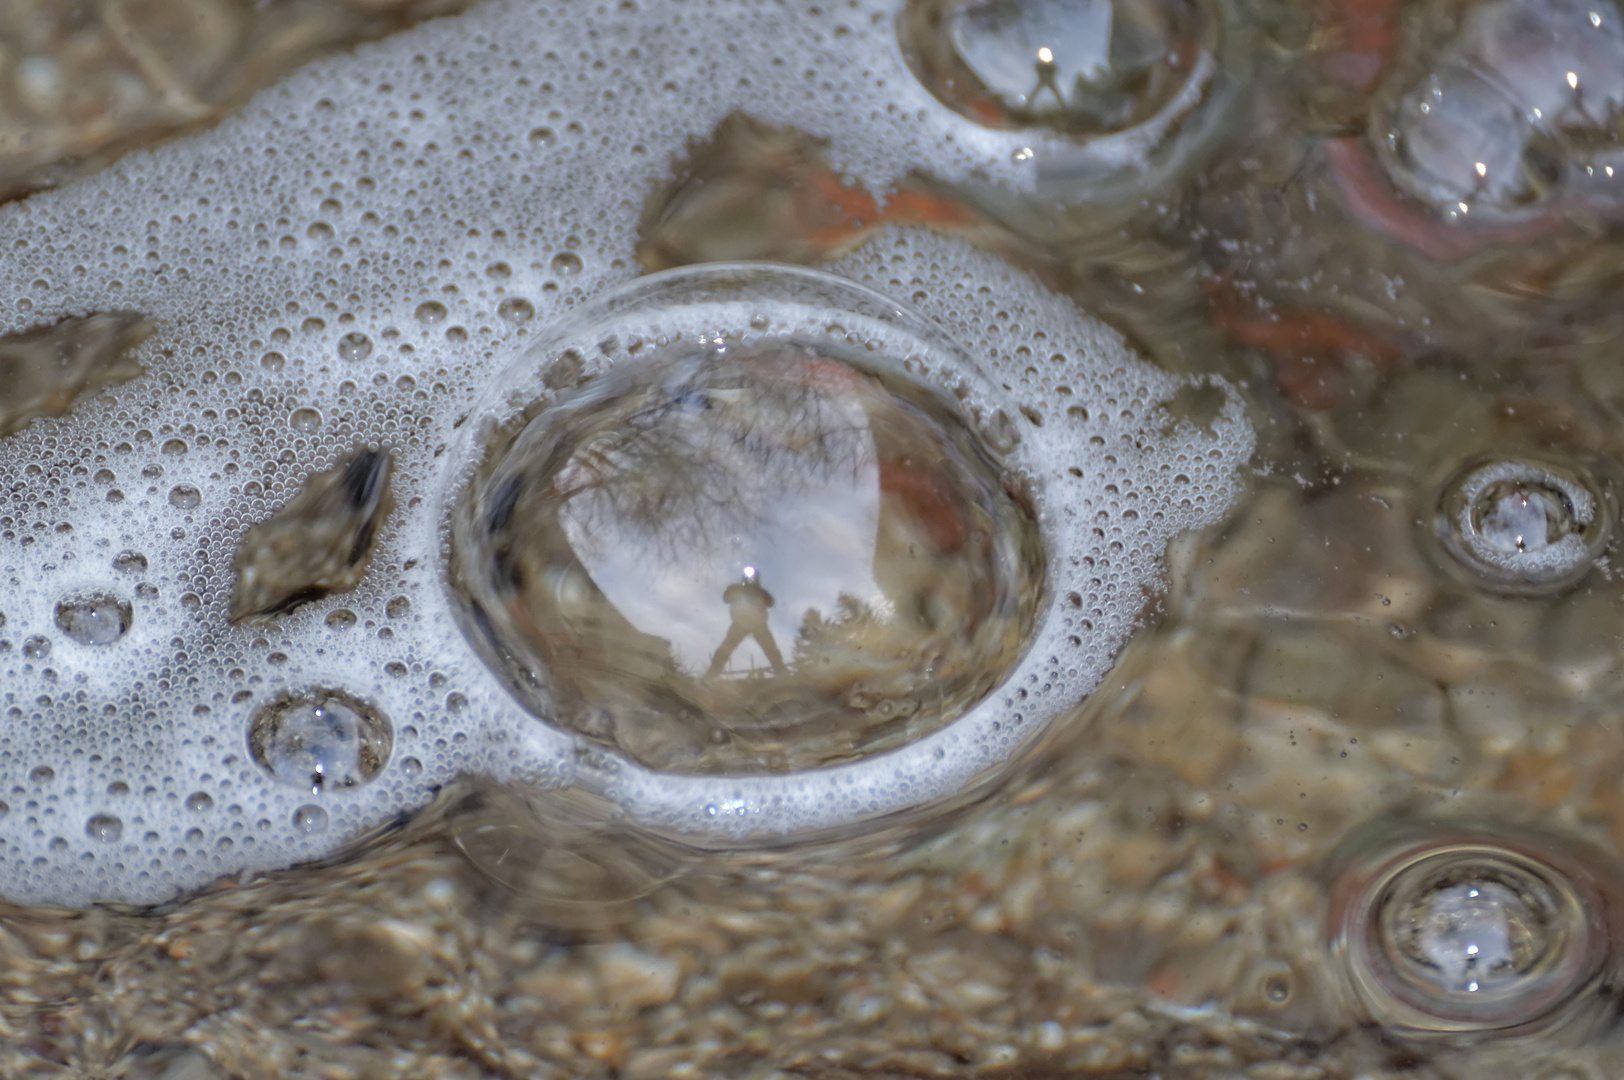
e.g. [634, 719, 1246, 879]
[452, 335, 1041, 773]
[1377, 0, 1624, 222]
[1328, 820, 1614, 1034]
[898, 0, 1245, 201]
[924, 0, 1211, 131]
[1431, 456, 1611, 594]
[449, 264, 1044, 775]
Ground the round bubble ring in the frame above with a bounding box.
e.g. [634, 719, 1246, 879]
[1326, 818, 1621, 1037]
[1429, 455, 1614, 596]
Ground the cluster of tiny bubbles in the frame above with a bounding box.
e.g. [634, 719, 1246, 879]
[1326, 816, 1617, 1036]
[1430, 456, 1613, 595]
[1377, 0, 1624, 222]
[0, 0, 1252, 904]
[895, 0, 1249, 202]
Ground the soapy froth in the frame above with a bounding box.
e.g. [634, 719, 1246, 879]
[0, 0, 1251, 904]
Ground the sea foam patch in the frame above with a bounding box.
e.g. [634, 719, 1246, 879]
[0, 0, 1252, 904]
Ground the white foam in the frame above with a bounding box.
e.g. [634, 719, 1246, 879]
[0, 0, 1252, 904]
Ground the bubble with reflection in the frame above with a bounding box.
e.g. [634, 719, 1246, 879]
[293, 805, 329, 835]
[452, 333, 1041, 773]
[1329, 824, 1612, 1034]
[1433, 456, 1611, 594]
[1376, 0, 1624, 222]
[337, 332, 373, 362]
[55, 592, 133, 646]
[896, 0, 1241, 201]
[248, 688, 392, 793]
[906, 0, 1213, 131]
[85, 814, 123, 844]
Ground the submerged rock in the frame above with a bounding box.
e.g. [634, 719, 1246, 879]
[228, 447, 394, 623]
[0, 0, 483, 203]
[0, 312, 151, 438]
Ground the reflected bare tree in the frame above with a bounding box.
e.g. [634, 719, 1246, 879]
[538, 344, 878, 570]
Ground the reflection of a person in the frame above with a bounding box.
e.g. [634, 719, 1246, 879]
[707, 566, 787, 677]
[1028, 45, 1066, 110]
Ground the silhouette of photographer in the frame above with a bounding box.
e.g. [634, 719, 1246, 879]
[707, 565, 787, 677]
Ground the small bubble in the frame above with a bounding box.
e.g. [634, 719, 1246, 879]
[289, 407, 323, 434]
[22, 636, 50, 660]
[401, 757, 422, 777]
[30, 766, 54, 783]
[55, 593, 133, 645]
[168, 484, 201, 510]
[249, 688, 392, 792]
[160, 438, 188, 456]
[550, 252, 583, 276]
[293, 804, 329, 834]
[261, 351, 286, 372]
[325, 609, 357, 630]
[529, 126, 557, 147]
[485, 262, 512, 280]
[386, 596, 411, 618]
[497, 297, 535, 324]
[185, 792, 213, 812]
[337, 332, 373, 362]
[1437, 458, 1609, 595]
[415, 301, 448, 324]
[86, 813, 123, 843]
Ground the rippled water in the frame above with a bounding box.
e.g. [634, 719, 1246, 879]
[6, 0, 1624, 1076]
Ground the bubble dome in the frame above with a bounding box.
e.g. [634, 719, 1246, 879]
[0, 0, 1253, 905]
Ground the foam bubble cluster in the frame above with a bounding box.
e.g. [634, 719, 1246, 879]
[0, 0, 1252, 904]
